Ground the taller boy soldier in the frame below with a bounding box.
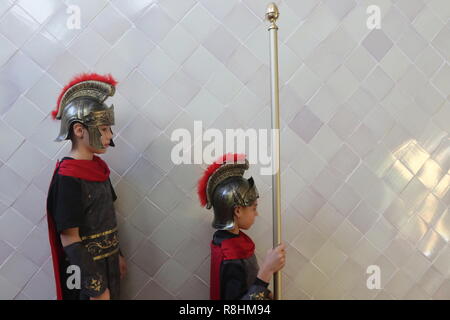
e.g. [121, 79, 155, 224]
[46, 73, 126, 300]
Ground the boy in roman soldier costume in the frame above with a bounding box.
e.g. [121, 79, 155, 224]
[46, 73, 126, 300]
[198, 154, 285, 300]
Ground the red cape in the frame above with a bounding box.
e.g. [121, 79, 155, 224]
[210, 231, 255, 300]
[46, 156, 110, 300]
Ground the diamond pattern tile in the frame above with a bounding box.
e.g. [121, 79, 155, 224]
[0, 0, 448, 300]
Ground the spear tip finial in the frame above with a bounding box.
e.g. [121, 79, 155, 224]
[266, 3, 279, 22]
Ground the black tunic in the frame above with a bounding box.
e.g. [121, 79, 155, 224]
[47, 157, 121, 299]
[213, 230, 270, 300]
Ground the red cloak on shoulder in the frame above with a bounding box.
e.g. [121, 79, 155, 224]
[210, 231, 255, 300]
[46, 156, 110, 300]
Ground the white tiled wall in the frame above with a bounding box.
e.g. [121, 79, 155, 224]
[0, 0, 449, 300]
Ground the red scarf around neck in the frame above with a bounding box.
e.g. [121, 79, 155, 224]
[57, 155, 110, 181]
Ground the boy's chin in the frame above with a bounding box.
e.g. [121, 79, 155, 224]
[93, 147, 108, 154]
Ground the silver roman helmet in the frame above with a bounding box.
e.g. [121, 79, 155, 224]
[198, 154, 259, 230]
[52, 73, 117, 150]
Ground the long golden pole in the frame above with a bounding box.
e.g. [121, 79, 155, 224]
[266, 3, 282, 300]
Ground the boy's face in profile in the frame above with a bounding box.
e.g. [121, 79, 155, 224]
[73, 123, 114, 154]
[95, 125, 114, 153]
[234, 200, 259, 230]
